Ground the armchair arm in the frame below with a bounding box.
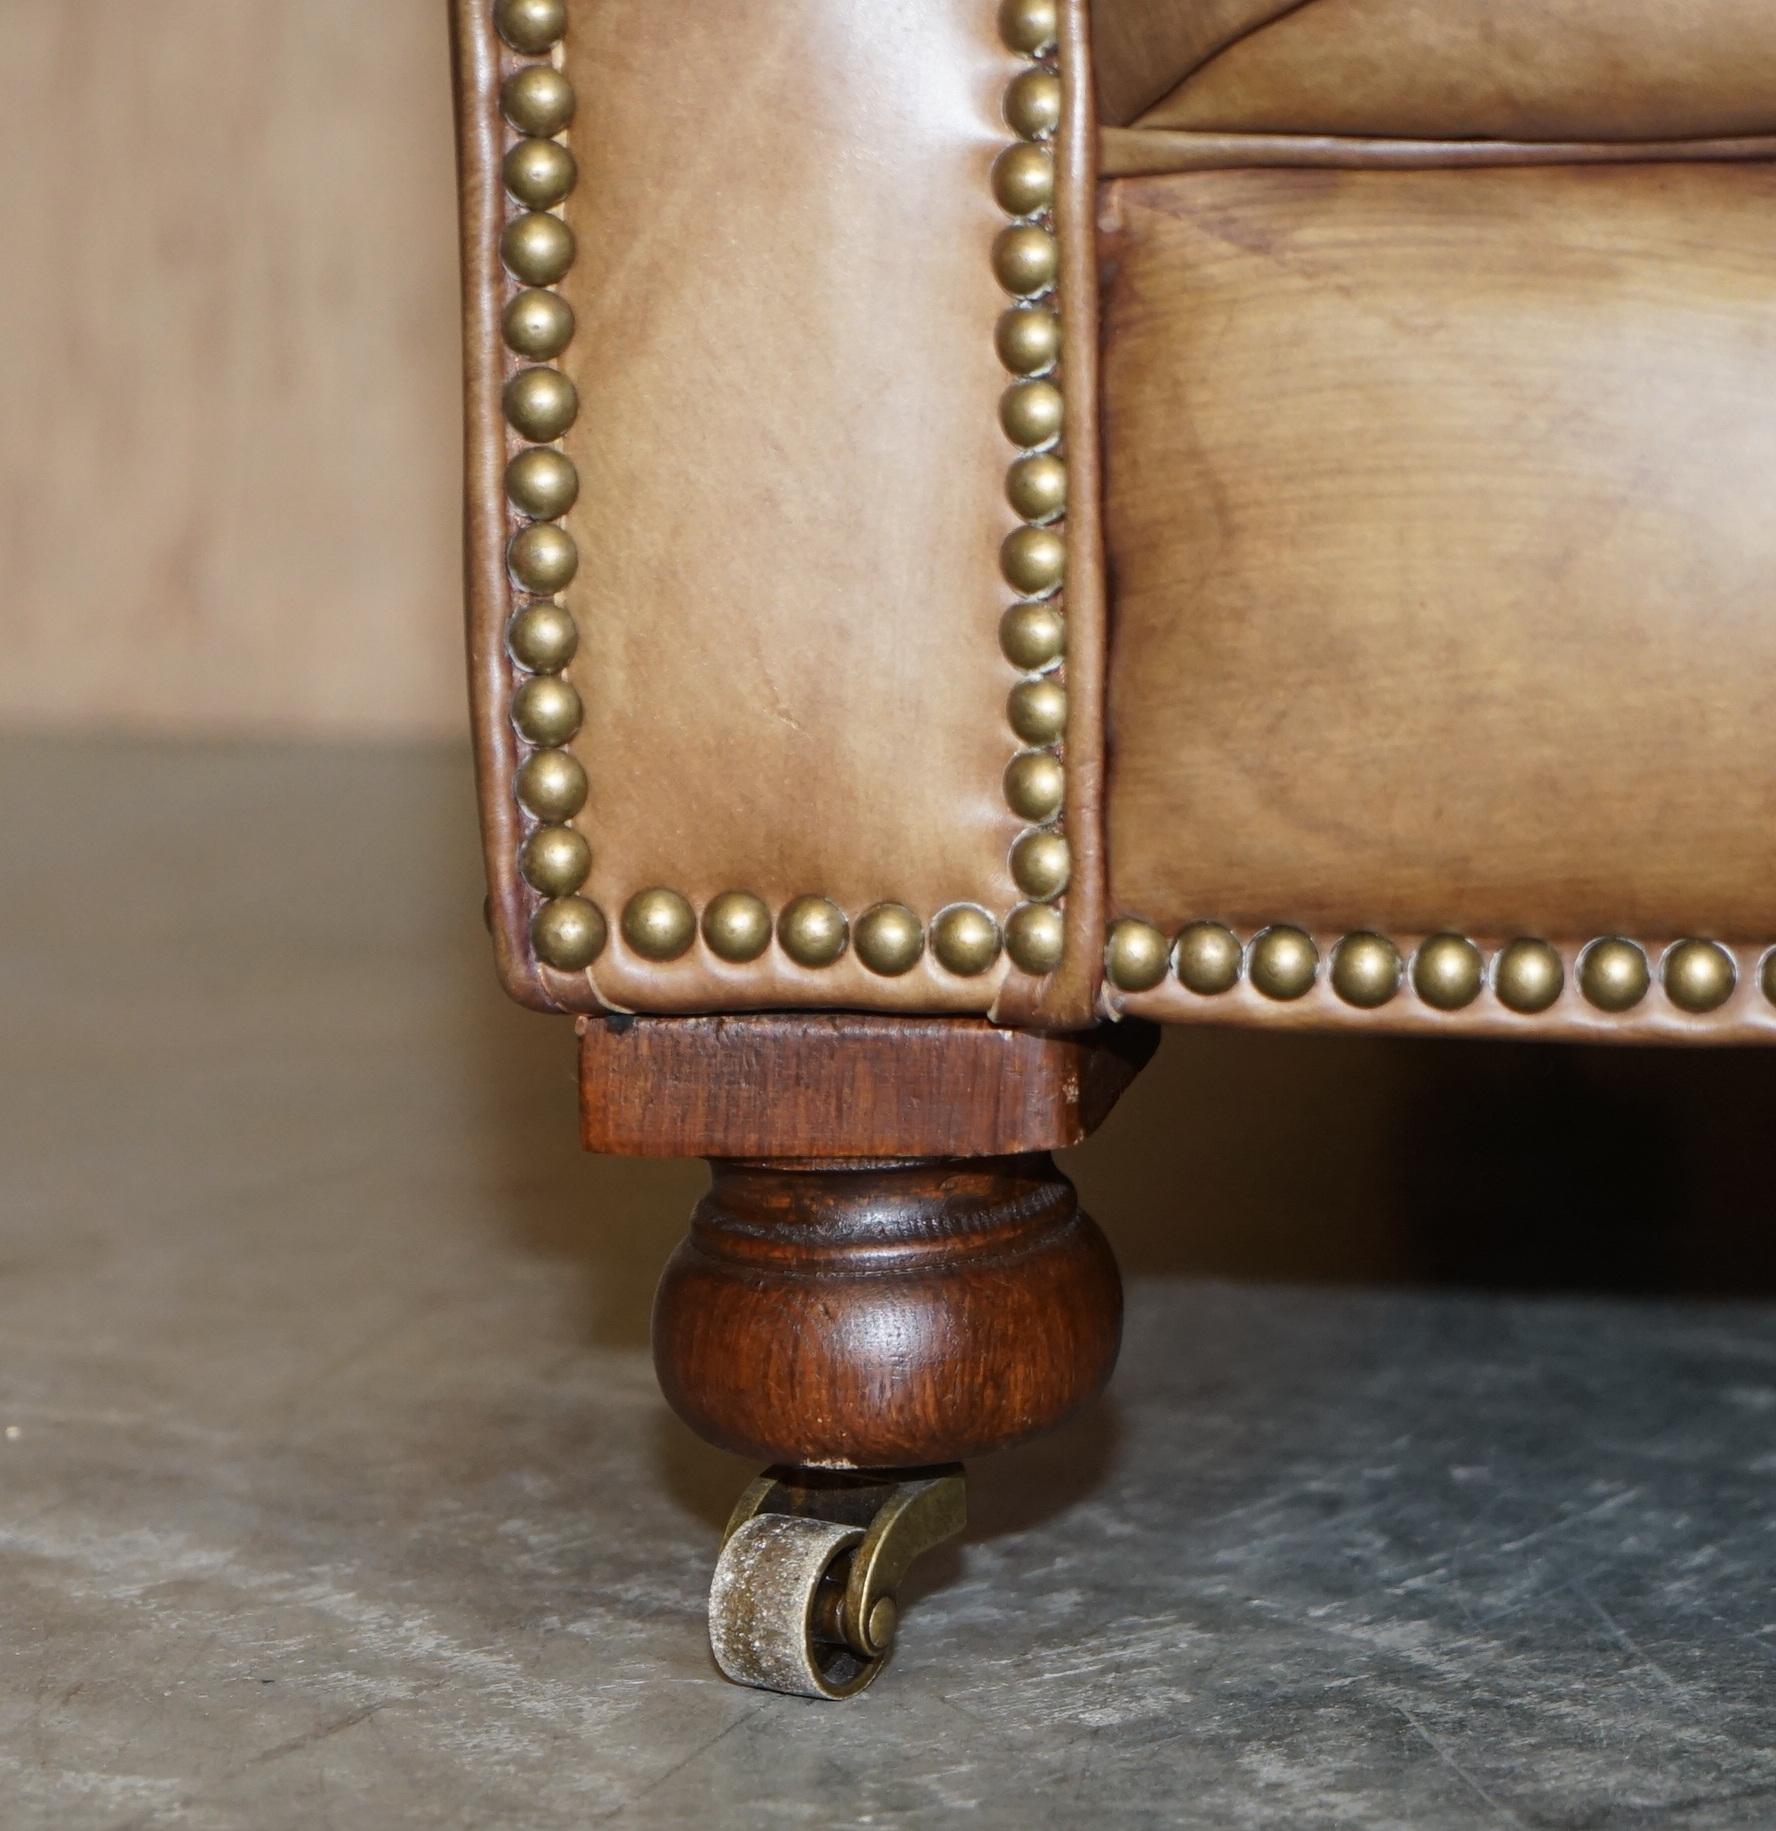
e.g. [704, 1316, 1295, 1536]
[450, 0, 1106, 1026]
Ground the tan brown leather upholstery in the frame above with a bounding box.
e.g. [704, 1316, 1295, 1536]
[553, 2, 1017, 1019]
[456, 0, 1776, 1044]
[1103, 160, 1776, 940]
[1095, 0, 1776, 139]
[1092, 0, 1299, 127]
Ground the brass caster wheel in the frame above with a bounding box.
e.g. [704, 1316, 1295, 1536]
[710, 1515, 879, 1699]
[707, 1466, 966, 1700]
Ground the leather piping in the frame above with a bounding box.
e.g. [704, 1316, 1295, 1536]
[450, 0, 556, 1012]
[1102, 127, 1776, 178]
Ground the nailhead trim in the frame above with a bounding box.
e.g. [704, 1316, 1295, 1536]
[495, 6, 604, 971]
[995, 6, 1070, 978]
[512, 3, 1047, 983]
[1104, 922, 1771, 1016]
[507, 3, 1081, 984]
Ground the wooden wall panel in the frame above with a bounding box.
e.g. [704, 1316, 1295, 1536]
[0, 2, 465, 738]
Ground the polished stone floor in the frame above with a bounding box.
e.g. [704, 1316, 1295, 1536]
[3, 737, 1773, 1829]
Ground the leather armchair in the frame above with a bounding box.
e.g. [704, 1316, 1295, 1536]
[450, 0, 1776, 1696]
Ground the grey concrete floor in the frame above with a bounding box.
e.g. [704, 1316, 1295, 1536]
[2, 736, 1773, 1830]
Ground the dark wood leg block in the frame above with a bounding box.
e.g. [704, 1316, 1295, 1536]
[579, 1013, 1154, 1470]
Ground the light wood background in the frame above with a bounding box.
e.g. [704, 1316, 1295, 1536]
[0, 2, 467, 739]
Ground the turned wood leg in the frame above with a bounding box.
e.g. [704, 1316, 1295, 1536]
[654, 1153, 1122, 1469]
[580, 1013, 1156, 1697]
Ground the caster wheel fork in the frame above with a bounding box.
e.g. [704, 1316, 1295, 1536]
[708, 1466, 966, 1699]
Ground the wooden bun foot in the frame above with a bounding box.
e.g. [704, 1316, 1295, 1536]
[652, 1153, 1122, 1469]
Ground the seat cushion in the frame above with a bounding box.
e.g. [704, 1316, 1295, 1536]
[1101, 162, 1776, 953]
[1093, 0, 1776, 141]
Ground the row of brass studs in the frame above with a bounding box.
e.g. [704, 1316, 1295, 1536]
[505, 0, 1031, 987]
[610, 891, 1007, 978]
[491, 0, 607, 973]
[995, 0, 1069, 981]
[1104, 920, 1770, 1016]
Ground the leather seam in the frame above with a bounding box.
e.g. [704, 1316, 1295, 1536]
[1123, 0, 1322, 132]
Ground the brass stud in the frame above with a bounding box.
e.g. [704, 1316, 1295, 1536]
[932, 905, 1003, 977]
[1331, 932, 1402, 1009]
[1249, 926, 1319, 1001]
[495, 0, 567, 54]
[1413, 933, 1485, 1011]
[504, 367, 578, 442]
[506, 447, 580, 521]
[623, 888, 696, 962]
[1000, 379, 1064, 450]
[504, 289, 574, 361]
[1007, 454, 1067, 523]
[992, 225, 1058, 299]
[1763, 949, 1776, 1006]
[1008, 677, 1066, 745]
[1004, 749, 1064, 822]
[506, 601, 578, 674]
[1005, 68, 1063, 141]
[854, 902, 926, 977]
[1010, 827, 1070, 901]
[1007, 901, 1065, 975]
[779, 895, 849, 968]
[504, 137, 577, 210]
[701, 891, 773, 964]
[1000, 600, 1065, 671]
[515, 747, 587, 821]
[1175, 921, 1242, 996]
[1001, 526, 1065, 598]
[1579, 937, 1650, 1013]
[502, 211, 575, 287]
[1002, 534, 1067, 611]
[991, 143, 1055, 218]
[511, 673, 582, 747]
[520, 824, 591, 898]
[1106, 918, 1170, 993]
[501, 66, 575, 138]
[998, 0, 1058, 54]
[508, 521, 578, 594]
[996, 307, 1061, 377]
[1495, 938, 1564, 1014]
[1662, 938, 1736, 1014]
[531, 896, 606, 972]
